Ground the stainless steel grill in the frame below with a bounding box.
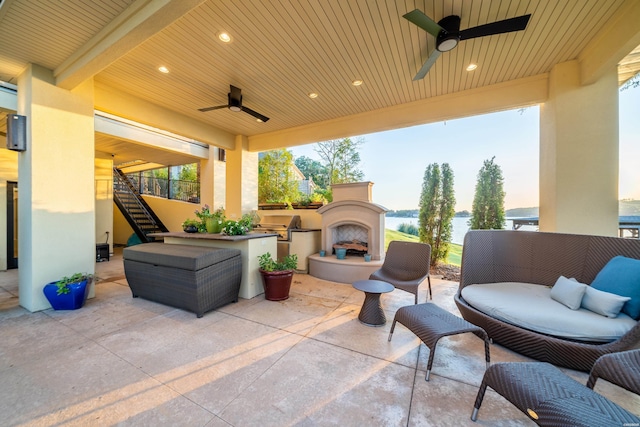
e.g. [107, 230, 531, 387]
[254, 215, 301, 241]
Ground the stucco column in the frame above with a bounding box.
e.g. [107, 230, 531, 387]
[200, 146, 226, 211]
[225, 135, 258, 219]
[539, 60, 619, 236]
[17, 64, 96, 312]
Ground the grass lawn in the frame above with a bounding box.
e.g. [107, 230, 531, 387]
[385, 228, 462, 267]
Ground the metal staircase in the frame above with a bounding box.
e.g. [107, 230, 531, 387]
[113, 168, 168, 243]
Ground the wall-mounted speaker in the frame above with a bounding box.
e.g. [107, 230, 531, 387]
[6, 114, 26, 151]
[218, 148, 226, 162]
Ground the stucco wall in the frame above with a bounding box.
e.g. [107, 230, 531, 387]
[113, 196, 202, 245]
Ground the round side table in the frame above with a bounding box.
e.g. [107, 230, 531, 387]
[352, 279, 395, 326]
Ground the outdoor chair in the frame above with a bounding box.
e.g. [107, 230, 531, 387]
[369, 241, 431, 304]
[471, 349, 640, 426]
[586, 349, 640, 395]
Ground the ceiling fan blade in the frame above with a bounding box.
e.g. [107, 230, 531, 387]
[460, 14, 531, 40]
[403, 9, 442, 38]
[413, 49, 442, 81]
[198, 105, 228, 112]
[241, 106, 270, 122]
[230, 85, 242, 102]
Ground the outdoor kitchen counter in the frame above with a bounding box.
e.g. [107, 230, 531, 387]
[148, 232, 278, 299]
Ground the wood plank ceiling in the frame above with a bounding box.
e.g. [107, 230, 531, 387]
[1, 0, 639, 164]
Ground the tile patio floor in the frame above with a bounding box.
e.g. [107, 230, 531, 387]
[1, 250, 638, 426]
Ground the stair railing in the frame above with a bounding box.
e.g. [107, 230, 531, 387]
[113, 168, 168, 242]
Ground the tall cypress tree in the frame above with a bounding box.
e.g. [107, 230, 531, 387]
[470, 157, 506, 230]
[433, 163, 456, 264]
[418, 163, 455, 266]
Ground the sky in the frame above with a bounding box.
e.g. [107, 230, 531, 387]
[290, 86, 640, 212]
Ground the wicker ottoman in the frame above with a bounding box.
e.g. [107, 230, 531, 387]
[388, 303, 490, 381]
[472, 362, 640, 426]
[123, 243, 242, 317]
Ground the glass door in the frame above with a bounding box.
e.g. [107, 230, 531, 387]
[7, 181, 17, 269]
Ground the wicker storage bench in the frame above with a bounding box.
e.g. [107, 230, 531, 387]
[123, 243, 242, 317]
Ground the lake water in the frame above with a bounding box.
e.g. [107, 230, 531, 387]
[385, 216, 537, 245]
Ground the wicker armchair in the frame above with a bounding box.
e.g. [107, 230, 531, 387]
[587, 349, 640, 395]
[369, 241, 431, 304]
[472, 349, 640, 425]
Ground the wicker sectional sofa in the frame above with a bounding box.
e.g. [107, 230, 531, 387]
[454, 230, 640, 372]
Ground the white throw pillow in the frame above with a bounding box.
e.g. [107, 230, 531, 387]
[550, 276, 587, 310]
[581, 286, 631, 318]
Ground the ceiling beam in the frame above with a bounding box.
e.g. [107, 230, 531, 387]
[248, 74, 548, 152]
[55, 0, 206, 90]
[94, 82, 236, 150]
[0, 83, 17, 111]
[94, 112, 209, 160]
[579, 0, 640, 86]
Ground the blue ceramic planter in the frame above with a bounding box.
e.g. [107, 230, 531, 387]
[43, 280, 89, 310]
[336, 248, 347, 259]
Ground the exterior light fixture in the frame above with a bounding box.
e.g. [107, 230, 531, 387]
[218, 32, 232, 43]
[466, 63, 478, 71]
[352, 79, 363, 86]
[308, 92, 318, 98]
[158, 66, 169, 73]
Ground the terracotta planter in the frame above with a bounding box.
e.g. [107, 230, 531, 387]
[259, 269, 294, 301]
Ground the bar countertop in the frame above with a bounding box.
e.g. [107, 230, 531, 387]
[148, 231, 278, 241]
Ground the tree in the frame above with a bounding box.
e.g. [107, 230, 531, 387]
[435, 163, 456, 262]
[314, 137, 365, 185]
[418, 163, 456, 266]
[258, 149, 301, 204]
[176, 163, 198, 182]
[469, 157, 506, 230]
[295, 155, 330, 189]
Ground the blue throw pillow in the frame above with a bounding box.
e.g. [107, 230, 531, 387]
[590, 256, 640, 320]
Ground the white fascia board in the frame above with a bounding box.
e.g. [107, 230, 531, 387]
[0, 82, 17, 112]
[94, 111, 209, 159]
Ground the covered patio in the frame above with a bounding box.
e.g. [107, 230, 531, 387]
[1, 252, 638, 425]
[1, 2, 640, 423]
[1, 1, 640, 312]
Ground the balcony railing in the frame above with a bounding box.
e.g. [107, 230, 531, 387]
[126, 175, 200, 204]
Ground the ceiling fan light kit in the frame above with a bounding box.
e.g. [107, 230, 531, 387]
[435, 15, 460, 51]
[404, 9, 531, 80]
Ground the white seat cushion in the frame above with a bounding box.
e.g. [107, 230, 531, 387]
[461, 282, 637, 342]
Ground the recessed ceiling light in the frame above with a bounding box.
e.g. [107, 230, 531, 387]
[308, 92, 318, 98]
[158, 66, 169, 74]
[466, 64, 478, 71]
[218, 32, 232, 43]
[352, 79, 363, 86]
[256, 118, 263, 122]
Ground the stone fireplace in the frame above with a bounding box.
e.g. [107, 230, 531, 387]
[309, 182, 388, 283]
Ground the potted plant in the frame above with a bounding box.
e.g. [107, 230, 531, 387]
[257, 252, 298, 301]
[194, 205, 226, 233]
[221, 214, 254, 236]
[43, 272, 93, 310]
[182, 218, 200, 233]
